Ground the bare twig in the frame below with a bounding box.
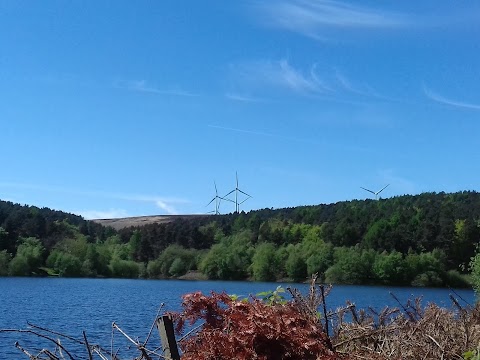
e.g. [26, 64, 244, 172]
[143, 303, 165, 347]
[2, 330, 75, 360]
[83, 331, 93, 360]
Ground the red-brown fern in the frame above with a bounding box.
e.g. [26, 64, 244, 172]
[170, 291, 346, 360]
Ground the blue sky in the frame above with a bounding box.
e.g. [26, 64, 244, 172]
[1, 1, 479, 219]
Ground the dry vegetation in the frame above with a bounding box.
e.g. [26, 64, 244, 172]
[93, 215, 209, 230]
[333, 296, 480, 359]
[170, 276, 480, 359]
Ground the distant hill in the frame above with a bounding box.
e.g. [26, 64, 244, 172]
[93, 214, 211, 230]
[2, 191, 480, 286]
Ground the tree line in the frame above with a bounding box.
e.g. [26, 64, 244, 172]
[1, 191, 479, 286]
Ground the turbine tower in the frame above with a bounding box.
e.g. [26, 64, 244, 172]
[206, 181, 232, 215]
[360, 184, 390, 200]
[224, 172, 251, 213]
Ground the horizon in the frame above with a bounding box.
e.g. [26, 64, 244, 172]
[1, 1, 479, 219]
[0, 188, 477, 220]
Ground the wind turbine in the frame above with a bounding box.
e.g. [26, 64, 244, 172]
[360, 184, 390, 200]
[206, 181, 233, 215]
[224, 172, 252, 213]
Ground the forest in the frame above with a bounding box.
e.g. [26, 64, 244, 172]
[1, 191, 480, 287]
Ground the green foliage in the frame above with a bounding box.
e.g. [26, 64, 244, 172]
[363, 219, 391, 250]
[325, 247, 376, 284]
[257, 286, 287, 305]
[2, 191, 480, 284]
[200, 230, 254, 280]
[128, 230, 142, 260]
[9, 237, 45, 276]
[285, 245, 307, 282]
[8, 255, 29, 276]
[300, 230, 334, 278]
[445, 269, 471, 288]
[0, 250, 11, 275]
[109, 257, 140, 278]
[470, 246, 480, 295]
[53, 253, 83, 277]
[156, 244, 197, 277]
[0, 227, 8, 252]
[411, 271, 443, 287]
[405, 250, 446, 287]
[373, 251, 405, 285]
[198, 222, 224, 243]
[55, 235, 89, 259]
[464, 349, 480, 360]
[146, 258, 163, 278]
[251, 242, 278, 281]
[169, 258, 187, 276]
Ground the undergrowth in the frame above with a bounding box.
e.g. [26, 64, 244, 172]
[171, 275, 480, 360]
[3, 275, 480, 359]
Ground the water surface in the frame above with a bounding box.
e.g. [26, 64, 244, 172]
[0, 278, 474, 359]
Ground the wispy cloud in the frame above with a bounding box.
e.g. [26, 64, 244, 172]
[255, 0, 412, 39]
[118, 194, 186, 215]
[335, 71, 371, 96]
[423, 85, 480, 111]
[0, 182, 187, 215]
[231, 59, 331, 96]
[229, 59, 396, 105]
[225, 93, 266, 103]
[78, 209, 130, 220]
[209, 124, 282, 138]
[115, 80, 199, 97]
[208, 124, 318, 144]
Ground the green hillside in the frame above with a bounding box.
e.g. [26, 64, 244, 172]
[1, 191, 479, 286]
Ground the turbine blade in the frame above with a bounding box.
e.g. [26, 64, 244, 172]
[236, 171, 239, 189]
[214, 181, 218, 195]
[238, 189, 251, 197]
[376, 184, 390, 194]
[219, 196, 235, 203]
[223, 189, 235, 197]
[360, 187, 375, 195]
[239, 197, 251, 205]
[206, 198, 216, 206]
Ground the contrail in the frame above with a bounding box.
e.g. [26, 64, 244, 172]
[207, 124, 319, 144]
[423, 85, 480, 111]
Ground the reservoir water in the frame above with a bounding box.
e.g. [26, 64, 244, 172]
[0, 277, 475, 359]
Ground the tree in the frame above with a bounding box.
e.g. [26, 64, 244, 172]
[405, 250, 446, 287]
[147, 258, 163, 278]
[54, 253, 83, 277]
[373, 251, 406, 285]
[251, 242, 278, 281]
[128, 230, 142, 261]
[0, 250, 11, 275]
[8, 255, 29, 276]
[169, 258, 187, 277]
[299, 229, 334, 278]
[200, 231, 254, 280]
[156, 244, 197, 277]
[109, 258, 140, 278]
[0, 227, 8, 251]
[285, 245, 307, 282]
[9, 237, 44, 276]
[470, 246, 480, 295]
[325, 247, 376, 285]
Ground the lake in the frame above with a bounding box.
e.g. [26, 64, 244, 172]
[0, 277, 475, 359]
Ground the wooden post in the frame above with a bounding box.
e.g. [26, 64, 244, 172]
[156, 315, 180, 360]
